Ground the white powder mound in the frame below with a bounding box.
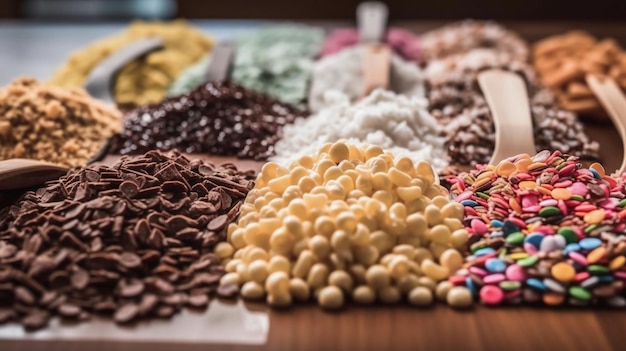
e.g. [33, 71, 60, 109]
[308, 46, 426, 112]
[272, 89, 449, 171]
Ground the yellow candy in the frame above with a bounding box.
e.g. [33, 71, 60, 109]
[584, 209, 605, 224]
[495, 161, 516, 177]
[551, 262, 576, 283]
[551, 188, 572, 200]
[519, 181, 538, 190]
[508, 252, 529, 260]
[609, 256, 625, 271]
[590, 162, 606, 177]
[587, 247, 606, 264]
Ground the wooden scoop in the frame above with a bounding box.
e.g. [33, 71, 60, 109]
[358, 1, 391, 97]
[85, 37, 164, 103]
[0, 159, 68, 191]
[0, 39, 165, 190]
[477, 69, 536, 165]
[586, 74, 626, 174]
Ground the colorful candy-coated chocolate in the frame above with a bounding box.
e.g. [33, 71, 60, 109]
[445, 151, 626, 307]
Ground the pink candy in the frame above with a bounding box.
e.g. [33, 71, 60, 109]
[483, 274, 506, 285]
[569, 251, 588, 266]
[505, 264, 526, 282]
[480, 285, 504, 305]
[569, 182, 589, 197]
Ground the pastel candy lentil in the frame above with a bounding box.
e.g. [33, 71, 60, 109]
[445, 151, 626, 307]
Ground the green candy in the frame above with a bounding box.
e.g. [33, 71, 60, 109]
[476, 192, 490, 200]
[500, 281, 521, 290]
[569, 286, 591, 300]
[588, 265, 610, 274]
[518, 255, 539, 267]
[619, 199, 626, 208]
[539, 206, 561, 217]
[585, 224, 598, 234]
[470, 242, 488, 254]
[571, 195, 585, 202]
[505, 232, 525, 245]
[557, 227, 578, 244]
[498, 248, 508, 260]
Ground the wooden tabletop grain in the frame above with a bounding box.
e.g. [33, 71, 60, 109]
[2, 20, 626, 351]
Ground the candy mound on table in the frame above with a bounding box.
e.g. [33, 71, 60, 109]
[533, 31, 626, 121]
[273, 89, 449, 172]
[320, 28, 420, 61]
[231, 25, 324, 108]
[420, 20, 528, 62]
[424, 48, 599, 165]
[50, 20, 213, 107]
[215, 141, 473, 309]
[109, 80, 306, 161]
[0, 150, 255, 330]
[0, 77, 122, 168]
[308, 46, 426, 112]
[444, 151, 626, 307]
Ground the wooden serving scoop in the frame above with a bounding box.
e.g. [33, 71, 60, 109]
[477, 69, 536, 165]
[85, 37, 164, 103]
[0, 38, 165, 191]
[586, 74, 626, 174]
[0, 159, 68, 191]
[358, 1, 391, 97]
[204, 41, 236, 83]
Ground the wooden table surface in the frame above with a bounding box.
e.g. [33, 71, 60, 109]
[2, 21, 626, 351]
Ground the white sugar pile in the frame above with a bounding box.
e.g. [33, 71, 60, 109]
[272, 89, 449, 171]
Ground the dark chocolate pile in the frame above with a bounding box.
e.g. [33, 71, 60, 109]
[109, 81, 306, 160]
[0, 151, 254, 330]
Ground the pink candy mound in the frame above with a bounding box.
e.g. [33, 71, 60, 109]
[320, 28, 420, 61]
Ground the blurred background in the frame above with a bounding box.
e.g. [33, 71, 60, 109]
[1, 0, 625, 21]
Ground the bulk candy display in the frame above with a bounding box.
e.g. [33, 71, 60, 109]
[50, 20, 213, 106]
[420, 20, 529, 62]
[216, 141, 470, 309]
[0, 151, 255, 330]
[231, 25, 324, 107]
[273, 89, 449, 171]
[533, 31, 626, 120]
[0, 78, 122, 168]
[109, 80, 305, 160]
[308, 46, 426, 112]
[444, 151, 626, 307]
[320, 28, 420, 61]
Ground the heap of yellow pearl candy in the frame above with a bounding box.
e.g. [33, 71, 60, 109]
[215, 141, 470, 309]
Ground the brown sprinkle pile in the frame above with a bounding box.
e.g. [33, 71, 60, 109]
[0, 78, 122, 168]
[0, 151, 255, 330]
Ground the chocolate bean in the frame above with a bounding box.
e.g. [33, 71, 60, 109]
[21, 310, 50, 330]
[0, 309, 14, 324]
[114, 303, 139, 324]
[119, 252, 142, 269]
[208, 214, 229, 231]
[187, 293, 209, 308]
[217, 283, 239, 298]
[58, 303, 81, 318]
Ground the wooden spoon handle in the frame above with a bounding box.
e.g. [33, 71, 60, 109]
[0, 159, 68, 190]
[478, 69, 536, 165]
[586, 74, 626, 174]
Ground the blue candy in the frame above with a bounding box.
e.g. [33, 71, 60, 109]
[474, 247, 496, 257]
[563, 243, 581, 255]
[526, 278, 546, 291]
[461, 200, 479, 207]
[589, 169, 602, 180]
[485, 258, 507, 273]
[466, 276, 477, 296]
[598, 275, 614, 283]
[502, 221, 520, 236]
[491, 219, 504, 228]
[524, 233, 544, 249]
[580, 238, 602, 250]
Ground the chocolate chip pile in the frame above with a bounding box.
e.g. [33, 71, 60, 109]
[0, 151, 254, 330]
[0, 78, 122, 168]
[109, 81, 305, 160]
